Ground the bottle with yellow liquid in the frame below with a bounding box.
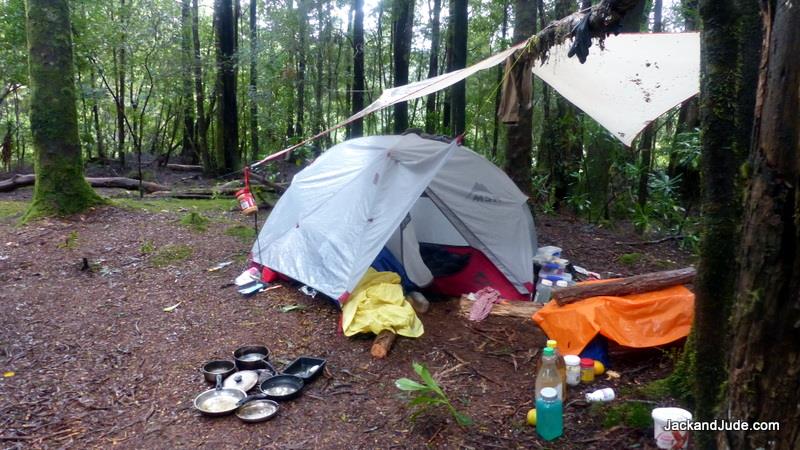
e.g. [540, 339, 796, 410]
[546, 340, 567, 399]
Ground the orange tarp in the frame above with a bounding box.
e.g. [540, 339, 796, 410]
[532, 285, 695, 354]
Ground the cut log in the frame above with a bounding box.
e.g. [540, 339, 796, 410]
[458, 297, 542, 319]
[0, 174, 168, 193]
[552, 267, 696, 306]
[248, 171, 287, 193]
[371, 330, 396, 359]
[166, 163, 204, 172]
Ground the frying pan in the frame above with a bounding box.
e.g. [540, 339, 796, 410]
[193, 374, 247, 417]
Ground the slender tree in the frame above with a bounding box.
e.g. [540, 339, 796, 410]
[449, 0, 467, 136]
[180, 0, 196, 162]
[22, 0, 101, 220]
[116, 0, 127, 167]
[424, 0, 441, 134]
[249, 0, 259, 160]
[214, 0, 240, 173]
[391, 0, 414, 133]
[724, 1, 799, 448]
[192, 0, 212, 172]
[351, 0, 365, 137]
[295, 0, 307, 137]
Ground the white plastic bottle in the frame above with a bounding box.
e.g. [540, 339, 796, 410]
[534, 279, 554, 304]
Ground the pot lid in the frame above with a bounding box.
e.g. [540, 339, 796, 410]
[223, 370, 258, 392]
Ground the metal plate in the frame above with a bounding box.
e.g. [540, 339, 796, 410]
[223, 370, 259, 392]
[236, 399, 279, 423]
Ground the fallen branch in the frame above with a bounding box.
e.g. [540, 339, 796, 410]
[370, 330, 396, 359]
[0, 174, 168, 193]
[165, 163, 203, 172]
[552, 267, 696, 306]
[458, 297, 542, 319]
[615, 235, 685, 245]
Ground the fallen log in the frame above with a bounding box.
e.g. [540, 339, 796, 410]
[370, 330, 396, 359]
[458, 296, 542, 319]
[166, 163, 203, 172]
[0, 174, 168, 193]
[552, 267, 696, 306]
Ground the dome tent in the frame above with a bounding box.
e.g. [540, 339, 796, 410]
[251, 134, 537, 303]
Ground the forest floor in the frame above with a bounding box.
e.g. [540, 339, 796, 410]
[0, 186, 695, 449]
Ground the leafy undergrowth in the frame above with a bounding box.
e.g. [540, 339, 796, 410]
[179, 212, 209, 232]
[224, 224, 257, 241]
[149, 244, 193, 267]
[114, 197, 235, 214]
[0, 200, 28, 223]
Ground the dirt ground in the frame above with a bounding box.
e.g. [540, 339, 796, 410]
[0, 188, 695, 449]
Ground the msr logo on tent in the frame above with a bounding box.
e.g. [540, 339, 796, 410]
[467, 182, 499, 204]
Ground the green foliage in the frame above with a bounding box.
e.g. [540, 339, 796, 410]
[595, 401, 652, 429]
[0, 200, 27, 220]
[139, 239, 156, 255]
[395, 362, 473, 427]
[529, 174, 556, 214]
[150, 244, 193, 267]
[179, 211, 209, 232]
[618, 252, 643, 265]
[224, 224, 256, 241]
[57, 231, 79, 250]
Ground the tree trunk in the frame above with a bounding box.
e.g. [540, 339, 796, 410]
[22, 0, 102, 220]
[214, 0, 240, 174]
[295, 0, 307, 137]
[350, 0, 365, 137]
[424, 0, 441, 135]
[502, 0, 535, 195]
[180, 0, 196, 163]
[636, 126, 653, 210]
[90, 67, 105, 161]
[312, 2, 325, 136]
[723, 1, 799, 448]
[192, 0, 212, 173]
[491, 0, 509, 156]
[249, 0, 259, 161]
[733, 0, 761, 164]
[391, 0, 414, 133]
[692, 0, 741, 444]
[116, 0, 126, 168]
[449, 0, 467, 136]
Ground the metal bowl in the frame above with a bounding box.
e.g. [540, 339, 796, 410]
[236, 399, 280, 423]
[258, 374, 304, 401]
[201, 360, 236, 384]
[233, 345, 271, 370]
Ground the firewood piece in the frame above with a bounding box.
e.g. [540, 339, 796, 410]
[370, 330, 396, 359]
[0, 174, 168, 193]
[552, 267, 696, 306]
[248, 171, 287, 193]
[458, 296, 542, 319]
[166, 163, 203, 172]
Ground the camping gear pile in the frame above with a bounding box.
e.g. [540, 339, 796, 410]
[192, 345, 326, 423]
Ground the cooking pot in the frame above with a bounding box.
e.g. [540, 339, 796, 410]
[193, 374, 247, 417]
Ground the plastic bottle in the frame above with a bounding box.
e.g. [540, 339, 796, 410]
[535, 386, 563, 441]
[564, 355, 581, 386]
[585, 387, 615, 402]
[535, 347, 563, 402]
[546, 340, 567, 399]
[533, 279, 554, 304]
[555, 280, 569, 289]
[580, 357, 595, 384]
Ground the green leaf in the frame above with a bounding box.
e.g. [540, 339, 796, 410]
[413, 363, 445, 398]
[395, 378, 429, 391]
[454, 411, 474, 427]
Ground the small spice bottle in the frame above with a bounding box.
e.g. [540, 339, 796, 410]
[564, 355, 581, 386]
[580, 357, 595, 384]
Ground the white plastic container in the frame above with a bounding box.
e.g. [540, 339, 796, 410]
[585, 387, 615, 402]
[563, 355, 581, 386]
[533, 279, 554, 304]
[536, 245, 562, 259]
[651, 407, 692, 449]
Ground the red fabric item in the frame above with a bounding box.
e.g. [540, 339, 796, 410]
[261, 266, 279, 282]
[427, 246, 527, 300]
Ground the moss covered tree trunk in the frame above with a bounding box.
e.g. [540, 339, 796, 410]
[23, 0, 102, 220]
[723, 0, 799, 447]
[449, 0, 467, 136]
[692, 0, 740, 445]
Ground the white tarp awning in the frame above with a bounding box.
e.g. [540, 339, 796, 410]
[253, 32, 700, 166]
[532, 32, 700, 146]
